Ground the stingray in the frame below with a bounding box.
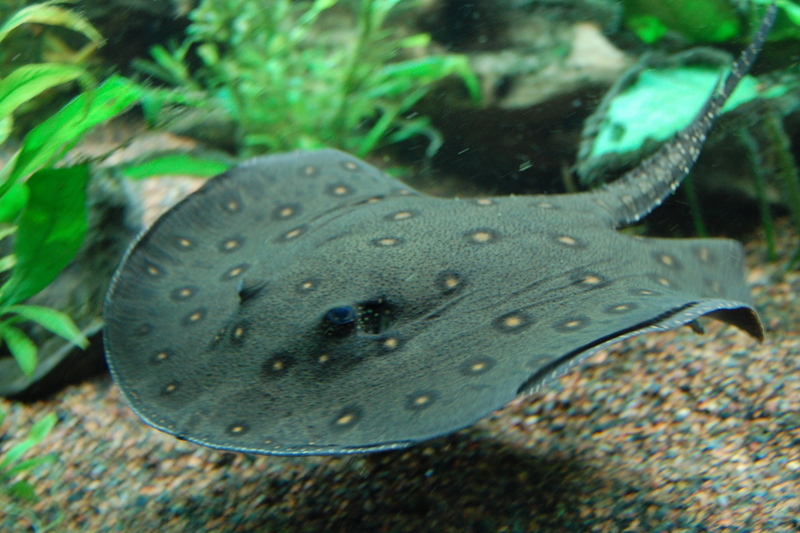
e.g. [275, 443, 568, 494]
[103, 6, 775, 455]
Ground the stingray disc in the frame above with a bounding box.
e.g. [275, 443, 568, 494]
[103, 5, 775, 455]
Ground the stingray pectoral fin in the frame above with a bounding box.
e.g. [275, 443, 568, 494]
[702, 307, 764, 341]
[518, 298, 763, 396]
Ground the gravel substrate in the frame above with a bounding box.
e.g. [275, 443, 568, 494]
[1, 217, 798, 533]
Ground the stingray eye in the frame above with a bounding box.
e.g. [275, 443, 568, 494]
[326, 305, 356, 325]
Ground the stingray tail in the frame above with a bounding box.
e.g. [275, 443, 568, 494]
[593, 3, 777, 227]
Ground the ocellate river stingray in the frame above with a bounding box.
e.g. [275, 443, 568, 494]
[103, 6, 774, 455]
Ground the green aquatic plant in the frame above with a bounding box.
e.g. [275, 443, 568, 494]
[623, 0, 742, 44]
[0, 2, 141, 376]
[577, 9, 800, 264]
[0, 406, 62, 530]
[0, 407, 57, 501]
[137, 0, 481, 157]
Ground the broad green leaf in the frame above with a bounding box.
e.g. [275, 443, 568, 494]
[0, 76, 140, 197]
[626, 15, 669, 44]
[0, 165, 89, 306]
[0, 2, 104, 46]
[6, 305, 88, 348]
[622, 0, 741, 43]
[0, 325, 37, 377]
[589, 68, 787, 159]
[0, 63, 93, 122]
[120, 153, 232, 179]
[0, 181, 29, 224]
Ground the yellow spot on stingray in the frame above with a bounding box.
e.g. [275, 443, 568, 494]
[471, 231, 492, 243]
[383, 337, 399, 349]
[336, 413, 355, 425]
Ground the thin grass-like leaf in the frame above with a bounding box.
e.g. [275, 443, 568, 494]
[0, 63, 93, 122]
[0, 3, 104, 46]
[0, 412, 56, 471]
[0, 76, 140, 197]
[6, 305, 88, 349]
[5, 453, 56, 477]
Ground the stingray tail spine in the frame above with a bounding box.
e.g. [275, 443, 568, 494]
[593, 2, 777, 227]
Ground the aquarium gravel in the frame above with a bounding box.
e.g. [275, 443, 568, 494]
[1, 216, 798, 532]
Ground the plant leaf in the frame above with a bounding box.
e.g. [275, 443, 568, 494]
[0, 412, 57, 471]
[7, 480, 36, 501]
[5, 453, 57, 477]
[0, 325, 37, 377]
[0, 2, 104, 46]
[0, 181, 29, 224]
[6, 305, 88, 349]
[120, 153, 232, 180]
[26, 412, 57, 442]
[0, 165, 90, 306]
[0, 76, 141, 197]
[0, 115, 11, 146]
[0, 63, 93, 123]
